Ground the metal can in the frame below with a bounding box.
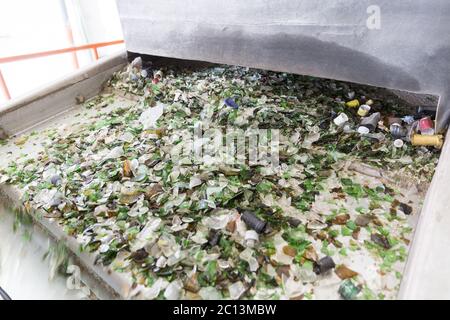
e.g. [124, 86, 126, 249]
[390, 123, 407, 138]
[418, 117, 435, 135]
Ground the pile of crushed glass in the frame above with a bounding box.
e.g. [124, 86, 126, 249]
[0, 57, 440, 300]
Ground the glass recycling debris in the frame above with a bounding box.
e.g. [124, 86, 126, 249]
[338, 280, 360, 300]
[0, 58, 443, 300]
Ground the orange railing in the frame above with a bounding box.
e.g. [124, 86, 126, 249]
[0, 39, 124, 101]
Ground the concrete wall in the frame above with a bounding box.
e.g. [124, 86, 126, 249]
[116, 0, 450, 132]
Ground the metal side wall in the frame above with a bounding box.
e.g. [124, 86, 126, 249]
[116, 0, 450, 131]
[399, 129, 450, 300]
[0, 51, 127, 136]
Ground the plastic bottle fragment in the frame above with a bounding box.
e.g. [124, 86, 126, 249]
[313, 256, 336, 274]
[411, 134, 443, 149]
[338, 280, 361, 300]
[241, 211, 267, 234]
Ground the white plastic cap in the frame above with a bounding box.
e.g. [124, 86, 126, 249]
[394, 139, 404, 148]
[357, 126, 370, 134]
[244, 230, 259, 242]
